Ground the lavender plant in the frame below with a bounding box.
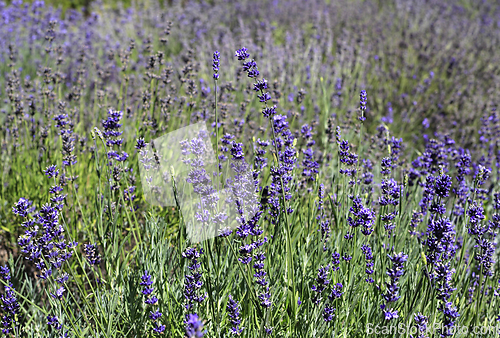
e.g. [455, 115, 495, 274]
[0, 1, 499, 337]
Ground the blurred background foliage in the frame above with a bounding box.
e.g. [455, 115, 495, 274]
[4, 0, 500, 16]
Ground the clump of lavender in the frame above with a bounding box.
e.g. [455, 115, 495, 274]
[360, 159, 374, 191]
[467, 169, 496, 275]
[15, 165, 77, 281]
[268, 114, 297, 220]
[381, 252, 408, 320]
[140, 271, 158, 306]
[236, 47, 298, 310]
[218, 132, 271, 309]
[139, 271, 165, 334]
[331, 252, 341, 272]
[311, 263, 343, 323]
[181, 130, 227, 238]
[433, 263, 459, 337]
[235, 47, 296, 223]
[410, 313, 429, 338]
[348, 195, 375, 237]
[228, 141, 264, 242]
[182, 247, 206, 311]
[301, 146, 319, 185]
[434, 173, 452, 199]
[12, 197, 34, 219]
[218, 133, 235, 170]
[212, 50, 220, 80]
[388, 137, 403, 169]
[380, 157, 392, 176]
[324, 283, 343, 322]
[136, 138, 147, 150]
[359, 90, 367, 122]
[185, 313, 206, 338]
[409, 139, 452, 185]
[253, 139, 269, 175]
[0, 266, 20, 334]
[83, 243, 101, 266]
[101, 109, 131, 193]
[418, 175, 437, 216]
[311, 265, 330, 305]
[379, 178, 401, 238]
[466, 201, 495, 277]
[472, 165, 491, 201]
[420, 174, 456, 264]
[102, 110, 126, 160]
[424, 217, 457, 264]
[300, 124, 319, 187]
[379, 179, 400, 207]
[336, 127, 358, 183]
[44, 164, 67, 211]
[226, 295, 244, 335]
[420, 173, 460, 336]
[409, 210, 424, 236]
[47, 315, 62, 331]
[14, 165, 78, 334]
[54, 102, 77, 170]
[361, 245, 375, 283]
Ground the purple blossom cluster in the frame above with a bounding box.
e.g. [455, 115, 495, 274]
[0, 266, 20, 335]
[226, 295, 244, 335]
[267, 114, 297, 220]
[433, 262, 459, 337]
[83, 243, 101, 266]
[381, 252, 408, 321]
[14, 165, 77, 334]
[182, 247, 207, 337]
[182, 247, 207, 311]
[410, 313, 429, 338]
[348, 195, 375, 236]
[359, 90, 367, 122]
[235, 47, 296, 224]
[181, 129, 228, 239]
[15, 166, 77, 281]
[212, 50, 220, 80]
[300, 124, 319, 186]
[139, 271, 165, 334]
[336, 127, 358, 183]
[103, 110, 127, 162]
[184, 313, 206, 338]
[360, 244, 374, 283]
[311, 265, 330, 305]
[310, 263, 343, 322]
[379, 178, 401, 237]
[54, 102, 77, 168]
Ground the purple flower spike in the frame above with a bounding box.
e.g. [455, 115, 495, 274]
[212, 50, 220, 79]
[185, 313, 206, 338]
[227, 295, 244, 335]
[0, 266, 20, 334]
[235, 47, 249, 60]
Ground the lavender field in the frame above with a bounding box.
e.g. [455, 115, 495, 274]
[1, 0, 500, 337]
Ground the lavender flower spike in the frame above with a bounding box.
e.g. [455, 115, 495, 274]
[185, 313, 206, 338]
[0, 266, 20, 334]
[212, 50, 220, 79]
[227, 294, 244, 335]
